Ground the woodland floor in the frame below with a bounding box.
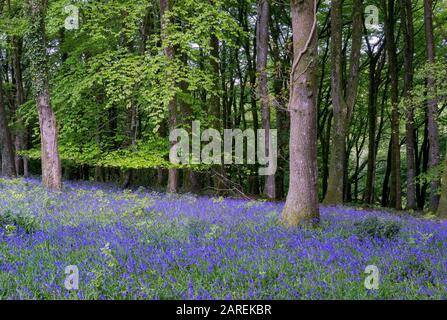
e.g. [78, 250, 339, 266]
[0, 178, 446, 299]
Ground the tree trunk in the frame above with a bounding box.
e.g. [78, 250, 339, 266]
[364, 40, 384, 204]
[210, 29, 225, 192]
[381, 137, 392, 206]
[437, 148, 447, 218]
[160, 0, 178, 193]
[0, 70, 16, 177]
[12, 37, 26, 176]
[324, 0, 363, 205]
[256, 0, 275, 199]
[400, 0, 416, 209]
[281, 0, 319, 226]
[28, 0, 62, 190]
[270, 9, 288, 200]
[383, 0, 401, 209]
[424, 0, 440, 213]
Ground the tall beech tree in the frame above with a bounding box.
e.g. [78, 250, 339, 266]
[323, 0, 363, 205]
[363, 36, 385, 205]
[0, 65, 16, 177]
[27, 0, 62, 190]
[0, 1, 16, 177]
[383, 0, 401, 209]
[281, 0, 319, 226]
[160, 0, 178, 193]
[424, 0, 440, 213]
[400, 0, 416, 209]
[256, 0, 275, 199]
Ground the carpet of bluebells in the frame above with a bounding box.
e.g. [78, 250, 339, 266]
[0, 177, 446, 300]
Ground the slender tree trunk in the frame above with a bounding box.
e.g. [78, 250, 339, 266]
[28, 0, 62, 190]
[281, 0, 319, 226]
[210, 29, 225, 192]
[12, 37, 26, 176]
[270, 10, 288, 200]
[383, 0, 401, 209]
[160, 0, 178, 193]
[240, 2, 260, 195]
[0, 70, 16, 177]
[179, 50, 199, 193]
[437, 148, 447, 218]
[417, 116, 429, 209]
[256, 0, 275, 199]
[382, 137, 392, 206]
[324, 0, 363, 205]
[424, 0, 440, 212]
[400, 0, 416, 209]
[364, 45, 383, 204]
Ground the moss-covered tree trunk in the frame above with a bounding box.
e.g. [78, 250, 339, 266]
[28, 0, 62, 191]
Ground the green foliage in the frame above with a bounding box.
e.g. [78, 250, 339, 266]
[354, 217, 401, 241]
[20, 138, 173, 169]
[0, 210, 37, 234]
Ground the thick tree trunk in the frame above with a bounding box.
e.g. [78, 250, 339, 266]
[281, 0, 319, 226]
[383, 0, 401, 209]
[256, 0, 275, 199]
[400, 0, 416, 209]
[28, 0, 62, 190]
[324, 0, 363, 205]
[160, 0, 178, 193]
[0, 73, 16, 177]
[424, 0, 440, 213]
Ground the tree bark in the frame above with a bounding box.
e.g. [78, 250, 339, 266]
[0, 69, 16, 177]
[160, 0, 178, 193]
[437, 148, 447, 218]
[324, 0, 363, 205]
[210, 29, 225, 192]
[383, 0, 401, 209]
[28, 0, 62, 190]
[364, 39, 385, 204]
[400, 0, 416, 209]
[424, 0, 440, 213]
[281, 0, 319, 226]
[382, 137, 392, 206]
[270, 6, 288, 200]
[12, 37, 26, 176]
[256, 0, 275, 199]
